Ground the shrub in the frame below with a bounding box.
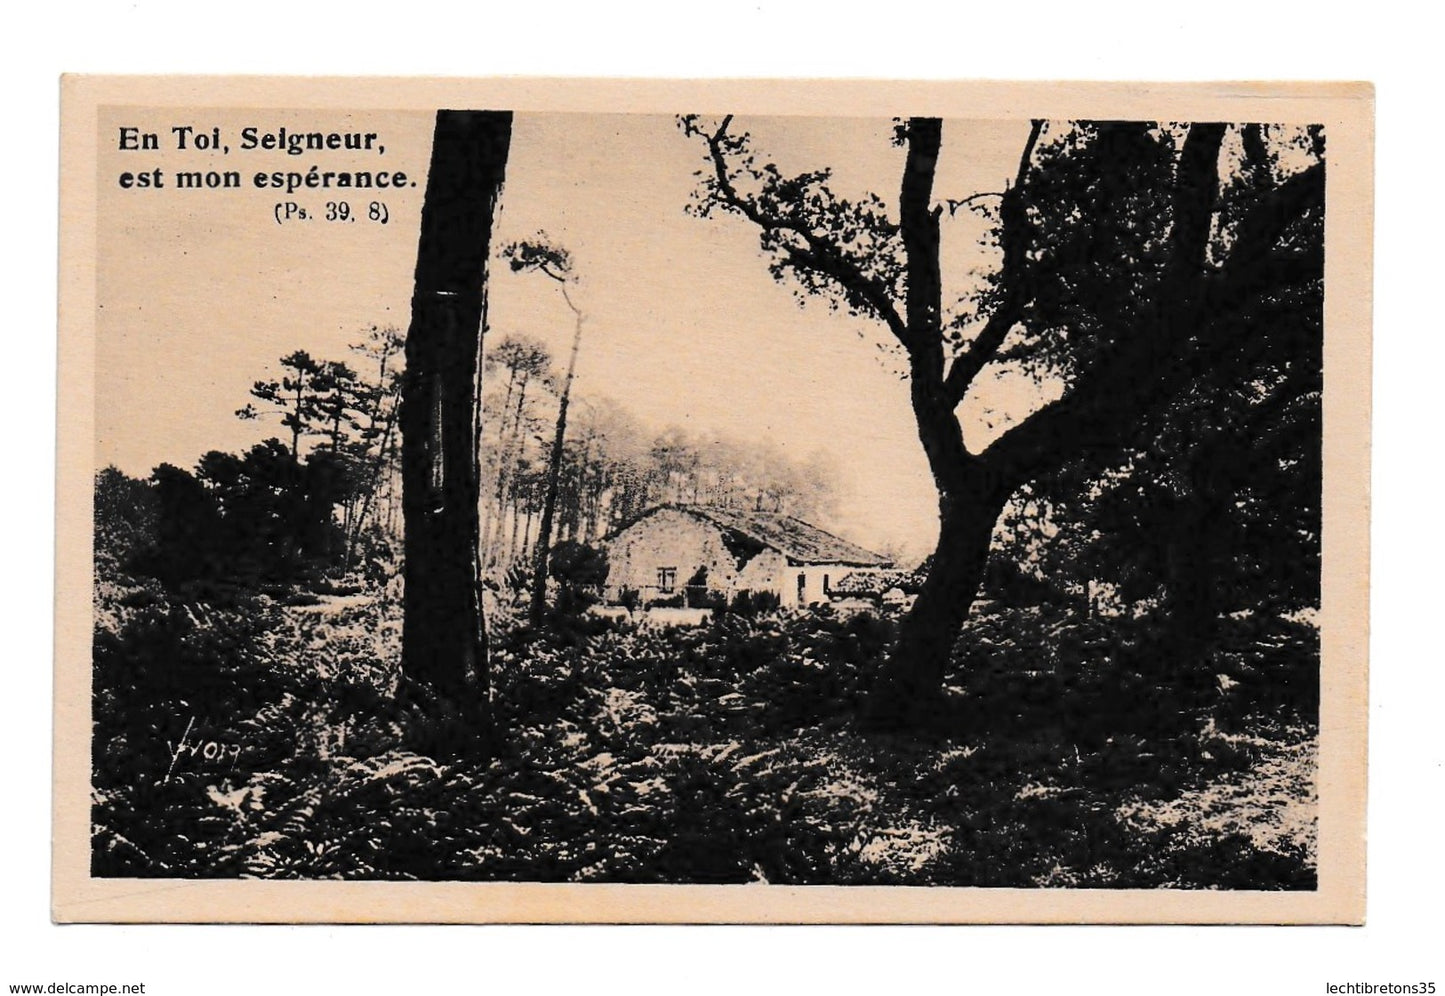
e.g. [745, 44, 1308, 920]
[727, 589, 780, 617]
[549, 540, 609, 587]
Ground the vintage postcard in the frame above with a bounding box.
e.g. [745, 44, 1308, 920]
[55, 77, 1372, 923]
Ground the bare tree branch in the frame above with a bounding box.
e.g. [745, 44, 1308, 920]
[943, 192, 1004, 215]
[693, 116, 912, 348]
[941, 119, 1045, 405]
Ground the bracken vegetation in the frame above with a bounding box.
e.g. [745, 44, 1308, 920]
[92, 485, 1316, 886]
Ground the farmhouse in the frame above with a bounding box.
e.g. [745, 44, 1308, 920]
[604, 504, 893, 608]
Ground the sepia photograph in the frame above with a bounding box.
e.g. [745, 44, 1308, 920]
[54, 78, 1372, 923]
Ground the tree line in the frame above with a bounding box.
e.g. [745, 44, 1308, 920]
[477, 333, 838, 578]
[98, 287, 837, 605]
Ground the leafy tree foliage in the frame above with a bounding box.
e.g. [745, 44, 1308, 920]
[998, 124, 1323, 642]
[94, 465, 159, 574]
[236, 350, 352, 458]
[680, 115, 1324, 727]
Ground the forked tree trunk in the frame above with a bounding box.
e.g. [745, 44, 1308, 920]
[863, 116, 1004, 730]
[863, 120, 1231, 731]
[400, 110, 512, 759]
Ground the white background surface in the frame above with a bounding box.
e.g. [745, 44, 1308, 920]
[5, 3, 1435, 993]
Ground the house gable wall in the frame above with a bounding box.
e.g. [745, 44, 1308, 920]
[735, 547, 788, 601]
[607, 509, 785, 603]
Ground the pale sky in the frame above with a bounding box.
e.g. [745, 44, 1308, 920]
[97, 109, 1038, 562]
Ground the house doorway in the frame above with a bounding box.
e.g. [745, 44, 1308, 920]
[797, 572, 807, 605]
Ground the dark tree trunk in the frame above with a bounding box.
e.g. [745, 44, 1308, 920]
[290, 377, 305, 458]
[866, 473, 1007, 729]
[864, 375, 1012, 729]
[529, 310, 583, 626]
[399, 110, 512, 759]
[507, 495, 521, 565]
[1162, 428, 1240, 664]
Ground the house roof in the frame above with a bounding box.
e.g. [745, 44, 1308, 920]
[622, 504, 893, 568]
